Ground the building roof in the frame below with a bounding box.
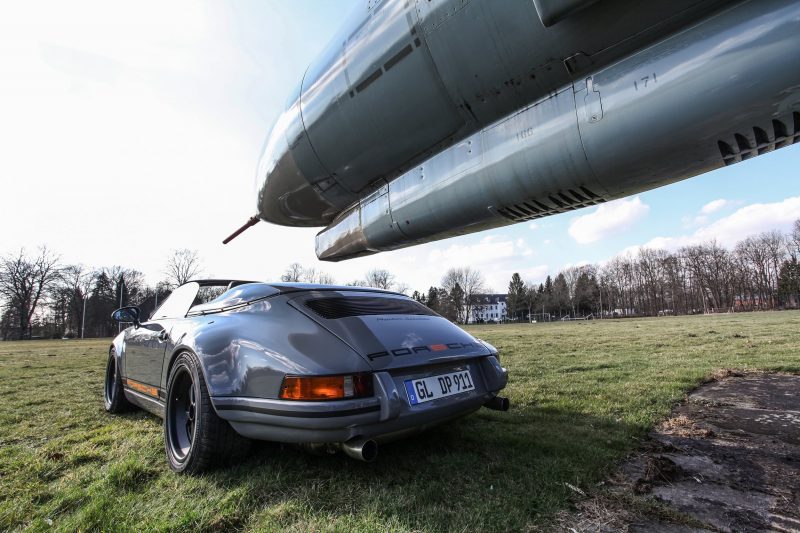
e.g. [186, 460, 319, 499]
[471, 294, 508, 305]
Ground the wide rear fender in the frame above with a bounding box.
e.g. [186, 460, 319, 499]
[161, 299, 371, 399]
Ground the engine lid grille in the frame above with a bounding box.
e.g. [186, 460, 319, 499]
[305, 297, 436, 320]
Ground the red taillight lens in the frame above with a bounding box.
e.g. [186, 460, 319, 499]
[279, 373, 373, 400]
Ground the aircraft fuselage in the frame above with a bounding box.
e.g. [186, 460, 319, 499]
[253, 0, 800, 260]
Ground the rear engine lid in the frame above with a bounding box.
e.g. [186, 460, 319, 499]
[288, 291, 490, 370]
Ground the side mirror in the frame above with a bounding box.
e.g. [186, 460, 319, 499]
[112, 306, 141, 327]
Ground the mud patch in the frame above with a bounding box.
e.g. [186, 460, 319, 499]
[560, 373, 800, 532]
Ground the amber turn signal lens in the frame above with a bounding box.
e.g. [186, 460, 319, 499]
[279, 373, 373, 400]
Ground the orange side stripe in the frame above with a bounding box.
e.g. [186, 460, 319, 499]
[125, 379, 159, 397]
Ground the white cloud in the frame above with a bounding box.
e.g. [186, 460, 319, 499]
[632, 196, 800, 252]
[407, 235, 546, 292]
[700, 199, 729, 215]
[528, 222, 540, 230]
[568, 197, 650, 244]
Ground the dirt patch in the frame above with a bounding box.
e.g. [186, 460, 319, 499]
[559, 373, 800, 532]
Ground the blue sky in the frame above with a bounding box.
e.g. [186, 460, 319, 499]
[1, 0, 798, 294]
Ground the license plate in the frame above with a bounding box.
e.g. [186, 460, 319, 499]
[404, 369, 475, 405]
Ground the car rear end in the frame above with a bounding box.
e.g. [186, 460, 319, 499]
[287, 289, 509, 451]
[212, 286, 508, 459]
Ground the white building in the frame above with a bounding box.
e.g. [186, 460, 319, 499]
[466, 294, 508, 324]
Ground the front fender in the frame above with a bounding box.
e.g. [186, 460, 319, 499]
[110, 331, 126, 375]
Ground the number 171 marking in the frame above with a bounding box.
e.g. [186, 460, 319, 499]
[634, 72, 658, 91]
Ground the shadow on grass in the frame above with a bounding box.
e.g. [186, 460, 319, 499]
[191, 402, 643, 531]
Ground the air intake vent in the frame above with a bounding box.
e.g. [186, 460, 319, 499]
[305, 297, 436, 320]
[496, 186, 606, 222]
[718, 112, 800, 166]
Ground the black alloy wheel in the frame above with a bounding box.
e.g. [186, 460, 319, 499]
[166, 365, 196, 462]
[104, 348, 132, 413]
[164, 351, 250, 474]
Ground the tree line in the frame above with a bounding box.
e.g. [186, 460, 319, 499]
[0, 249, 203, 340]
[500, 220, 800, 321]
[0, 252, 413, 340]
[2, 219, 798, 338]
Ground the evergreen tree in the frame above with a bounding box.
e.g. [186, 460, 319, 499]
[88, 272, 116, 337]
[506, 273, 525, 322]
[449, 283, 465, 323]
[552, 274, 569, 317]
[425, 287, 440, 314]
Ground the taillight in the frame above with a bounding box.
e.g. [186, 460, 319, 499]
[279, 373, 373, 400]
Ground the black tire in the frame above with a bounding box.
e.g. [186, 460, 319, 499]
[164, 351, 251, 474]
[104, 348, 133, 413]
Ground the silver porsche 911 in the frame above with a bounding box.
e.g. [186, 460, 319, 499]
[104, 280, 509, 473]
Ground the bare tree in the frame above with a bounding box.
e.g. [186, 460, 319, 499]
[279, 263, 335, 284]
[394, 282, 410, 295]
[301, 267, 336, 285]
[790, 219, 800, 259]
[364, 268, 395, 290]
[442, 266, 485, 323]
[164, 249, 203, 288]
[280, 262, 304, 282]
[54, 264, 95, 337]
[315, 272, 336, 285]
[735, 232, 784, 309]
[0, 247, 61, 340]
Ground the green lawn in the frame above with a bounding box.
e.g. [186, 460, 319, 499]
[1, 312, 799, 532]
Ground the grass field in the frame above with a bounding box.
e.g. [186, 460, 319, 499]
[1, 312, 799, 532]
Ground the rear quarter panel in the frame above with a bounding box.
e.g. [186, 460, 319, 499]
[161, 296, 371, 399]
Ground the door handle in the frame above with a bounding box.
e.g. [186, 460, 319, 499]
[158, 330, 169, 342]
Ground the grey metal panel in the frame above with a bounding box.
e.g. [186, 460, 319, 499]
[577, 0, 800, 198]
[284, 92, 356, 214]
[255, 103, 339, 226]
[417, 0, 719, 126]
[387, 131, 487, 239]
[360, 185, 406, 249]
[533, 0, 602, 27]
[316, 86, 605, 258]
[301, 0, 463, 195]
[479, 87, 603, 203]
[257, 0, 735, 232]
[315, 0, 800, 260]
[314, 207, 371, 260]
[417, 0, 553, 125]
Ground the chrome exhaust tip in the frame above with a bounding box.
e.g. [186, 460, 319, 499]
[339, 438, 378, 462]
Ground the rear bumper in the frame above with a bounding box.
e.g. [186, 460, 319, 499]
[212, 355, 508, 443]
